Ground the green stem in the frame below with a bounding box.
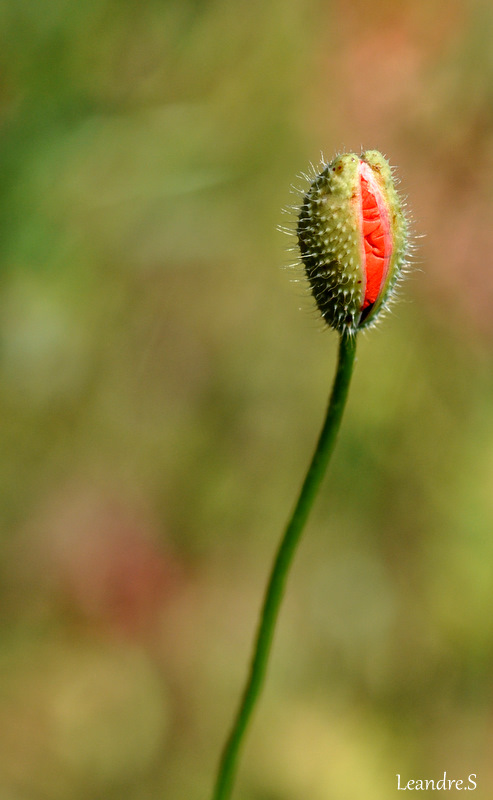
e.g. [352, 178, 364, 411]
[211, 330, 357, 800]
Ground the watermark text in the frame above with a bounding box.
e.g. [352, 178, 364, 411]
[396, 773, 477, 791]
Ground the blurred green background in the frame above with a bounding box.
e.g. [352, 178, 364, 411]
[1, 0, 493, 798]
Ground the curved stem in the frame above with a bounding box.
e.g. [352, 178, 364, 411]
[211, 330, 357, 800]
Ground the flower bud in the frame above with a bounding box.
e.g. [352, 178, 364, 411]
[296, 150, 408, 333]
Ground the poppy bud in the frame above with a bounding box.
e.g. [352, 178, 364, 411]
[296, 150, 408, 333]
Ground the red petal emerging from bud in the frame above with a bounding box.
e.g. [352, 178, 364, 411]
[359, 160, 392, 315]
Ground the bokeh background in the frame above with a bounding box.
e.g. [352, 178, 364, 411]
[1, 1, 493, 798]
